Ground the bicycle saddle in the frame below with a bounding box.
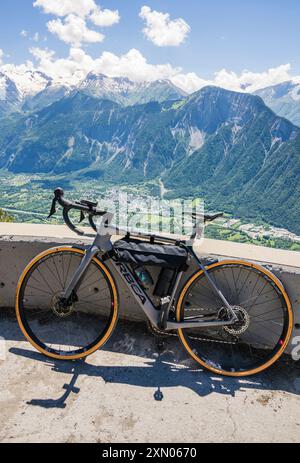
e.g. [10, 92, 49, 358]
[190, 212, 224, 222]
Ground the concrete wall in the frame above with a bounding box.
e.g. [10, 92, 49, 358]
[0, 223, 300, 354]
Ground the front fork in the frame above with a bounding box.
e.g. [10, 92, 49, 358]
[62, 245, 99, 302]
[62, 233, 113, 302]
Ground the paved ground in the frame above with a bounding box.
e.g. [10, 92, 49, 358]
[0, 310, 300, 443]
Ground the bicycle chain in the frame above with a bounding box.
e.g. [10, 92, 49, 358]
[167, 330, 238, 345]
[167, 331, 237, 345]
[148, 307, 238, 346]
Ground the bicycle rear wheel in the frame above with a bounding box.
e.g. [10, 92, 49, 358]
[176, 260, 293, 377]
[16, 247, 118, 360]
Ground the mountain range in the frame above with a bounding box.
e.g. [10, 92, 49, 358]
[1, 66, 300, 126]
[0, 73, 299, 234]
[255, 81, 300, 127]
[0, 69, 186, 115]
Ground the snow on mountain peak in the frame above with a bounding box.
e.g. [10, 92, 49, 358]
[1, 67, 53, 97]
[0, 73, 7, 100]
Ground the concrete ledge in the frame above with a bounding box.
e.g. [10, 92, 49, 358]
[1, 223, 300, 354]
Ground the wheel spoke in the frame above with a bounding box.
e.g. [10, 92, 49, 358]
[17, 250, 116, 359]
[178, 263, 291, 376]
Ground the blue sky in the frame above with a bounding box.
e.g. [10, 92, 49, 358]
[0, 0, 299, 92]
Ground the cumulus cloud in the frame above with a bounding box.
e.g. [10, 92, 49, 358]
[212, 64, 294, 92]
[139, 6, 190, 47]
[172, 64, 297, 94]
[34, 0, 120, 46]
[20, 30, 28, 38]
[30, 47, 56, 62]
[33, 0, 97, 18]
[90, 8, 120, 27]
[47, 14, 104, 46]
[28, 46, 180, 84]
[172, 72, 209, 94]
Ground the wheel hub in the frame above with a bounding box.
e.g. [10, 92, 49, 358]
[221, 306, 250, 336]
[51, 293, 75, 318]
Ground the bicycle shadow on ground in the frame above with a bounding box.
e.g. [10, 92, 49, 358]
[9, 319, 300, 410]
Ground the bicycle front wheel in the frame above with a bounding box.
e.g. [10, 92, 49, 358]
[16, 247, 118, 360]
[176, 260, 293, 377]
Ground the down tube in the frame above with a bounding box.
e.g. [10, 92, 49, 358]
[110, 260, 160, 327]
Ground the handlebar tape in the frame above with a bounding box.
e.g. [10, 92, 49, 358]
[62, 207, 85, 236]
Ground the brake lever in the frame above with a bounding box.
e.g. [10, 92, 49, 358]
[47, 197, 57, 219]
[79, 211, 85, 223]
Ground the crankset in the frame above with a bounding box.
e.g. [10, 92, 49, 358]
[146, 320, 171, 338]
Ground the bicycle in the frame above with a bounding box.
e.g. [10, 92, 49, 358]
[15, 188, 293, 377]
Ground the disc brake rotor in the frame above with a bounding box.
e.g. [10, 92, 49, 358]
[222, 306, 250, 336]
[51, 293, 75, 318]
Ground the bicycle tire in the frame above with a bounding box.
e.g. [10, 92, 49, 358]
[176, 260, 293, 377]
[16, 247, 119, 360]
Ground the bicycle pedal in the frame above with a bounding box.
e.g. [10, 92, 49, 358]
[156, 340, 166, 353]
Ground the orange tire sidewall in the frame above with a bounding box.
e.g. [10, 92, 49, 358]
[15, 246, 119, 360]
[176, 260, 293, 377]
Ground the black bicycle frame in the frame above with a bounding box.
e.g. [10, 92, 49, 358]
[61, 226, 238, 331]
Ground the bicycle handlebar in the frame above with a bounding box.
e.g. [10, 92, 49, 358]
[48, 187, 107, 236]
[48, 188, 224, 239]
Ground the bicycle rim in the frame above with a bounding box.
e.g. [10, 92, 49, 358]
[16, 247, 118, 360]
[177, 260, 293, 377]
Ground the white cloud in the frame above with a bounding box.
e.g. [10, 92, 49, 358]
[30, 47, 56, 62]
[32, 32, 40, 42]
[172, 64, 297, 94]
[0, 49, 3, 65]
[139, 5, 190, 47]
[90, 8, 120, 27]
[172, 72, 209, 94]
[26, 46, 300, 93]
[20, 30, 28, 38]
[47, 14, 104, 46]
[28, 46, 180, 84]
[212, 64, 294, 92]
[35, 1, 120, 46]
[33, 0, 97, 18]
[95, 48, 180, 82]
[34, 0, 120, 29]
